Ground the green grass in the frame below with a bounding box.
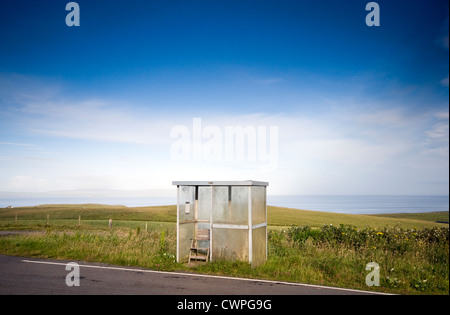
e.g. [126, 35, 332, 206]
[2, 203, 447, 230]
[0, 204, 176, 223]
[267, 206, 448, 230]
[0, 227, 180, 271]
[0, 204, 448, 295]
[264, 224, 449, 294]
[370, 211, 449, 223]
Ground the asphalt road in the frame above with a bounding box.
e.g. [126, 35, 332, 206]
[0, 254, 385, 295]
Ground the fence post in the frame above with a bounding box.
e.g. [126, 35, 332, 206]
[108, 219, 112, 229]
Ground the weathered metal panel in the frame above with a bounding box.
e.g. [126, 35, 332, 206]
[212, 227, 249, 262]
[178, 222, 194, 262]
[252, 226, 267, 267]
[229, 186, 249, 226]
[211, 186, 229, 225]
[198, 186, 211, 221]
[251, 186, 266, 226]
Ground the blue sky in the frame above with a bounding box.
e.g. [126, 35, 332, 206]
[0, 0, 448, 196]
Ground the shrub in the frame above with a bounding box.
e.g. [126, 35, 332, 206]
[275, 224, 449, 294]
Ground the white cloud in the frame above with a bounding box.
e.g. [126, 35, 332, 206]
[19, 99, 173, 146]
[1, 73, 448, 195]
[10, 175, 50, 191]
[423, 111, 449, 159]
[8, 105, 448, 194]
[435, 111, 449, 119]
[0, 141, 40, 149]
[426, 122, 449, 141]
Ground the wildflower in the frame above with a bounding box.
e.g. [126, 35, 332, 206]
[377, 232, 383, 236]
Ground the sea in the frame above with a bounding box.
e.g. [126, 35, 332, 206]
[0, 194, 448, 215]
[267, 195, 449, 215]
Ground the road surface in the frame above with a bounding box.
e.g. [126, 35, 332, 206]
[0, 254, 386, 295]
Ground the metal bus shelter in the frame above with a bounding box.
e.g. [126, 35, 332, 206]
[173, 181, 268, 267]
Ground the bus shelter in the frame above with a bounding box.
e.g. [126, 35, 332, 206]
[173, 180, 268, 267]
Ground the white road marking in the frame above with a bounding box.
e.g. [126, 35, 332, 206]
[22, 258, 392, 295]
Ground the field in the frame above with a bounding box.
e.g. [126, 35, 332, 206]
[0, 204, 448, 295]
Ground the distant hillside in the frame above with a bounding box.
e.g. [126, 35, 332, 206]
[1, 204, 447, 230]
[267, 206, 448, 229]
[369, 211, 449, 223]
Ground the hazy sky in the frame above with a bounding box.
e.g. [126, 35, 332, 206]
[0, 0, 448, 196]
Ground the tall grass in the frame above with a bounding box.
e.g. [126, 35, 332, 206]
[263, 224, 449, 294]
[0, 227, 180, 271]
